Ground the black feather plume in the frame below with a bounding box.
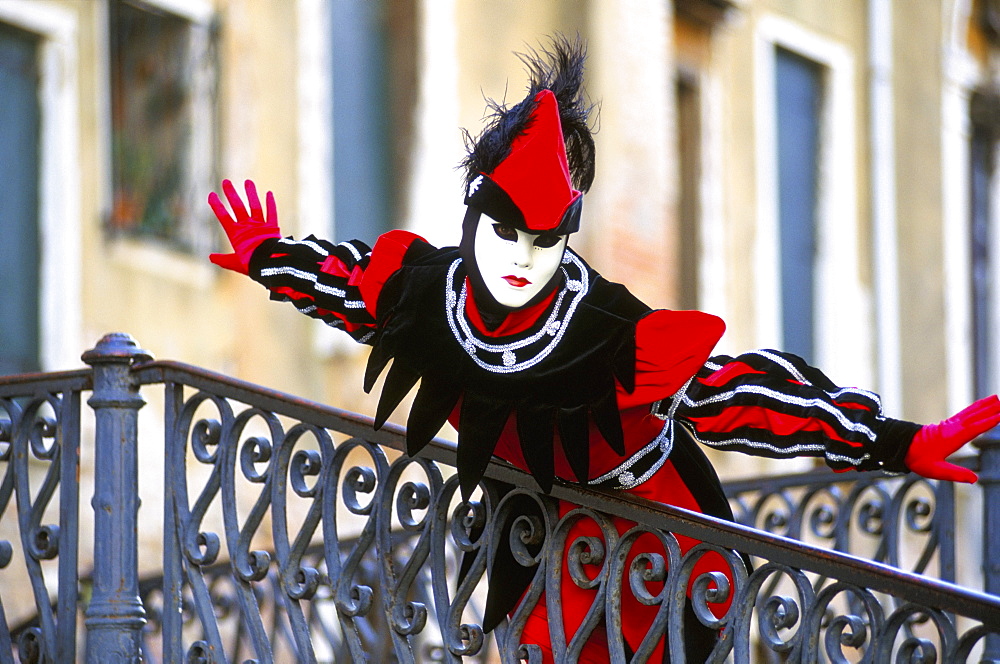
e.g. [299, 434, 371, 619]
[461, 34, 595, 193]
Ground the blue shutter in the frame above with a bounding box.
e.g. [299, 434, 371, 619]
[775, 47, 821, 363]
[971, 124, 994, 398]
[0, 22, 41, 374]
[331, 0, 390, 244]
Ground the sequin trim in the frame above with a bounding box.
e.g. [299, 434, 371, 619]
[588, 419, 675, 490]
[444, 250, 589, 373]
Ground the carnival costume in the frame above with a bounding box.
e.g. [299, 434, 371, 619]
[208, 38, 1000, 663]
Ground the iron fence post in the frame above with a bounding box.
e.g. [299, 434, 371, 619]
[977, 430, 1000, 662]
[81, 333, 152, 664]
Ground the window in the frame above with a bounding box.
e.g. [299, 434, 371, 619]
[942, 0, 1000, 408]
[971, 86, 1000, 398]
[774, 47, 822, 362]
[330, 0, 416, 244]
[108, 0, 215, 254]
[754, 17, 867, 381]
[676, 68, 702, 311]
[0, 3, 82, 372]
[0, 21, 41, 373]
[672, 0, 731, 319]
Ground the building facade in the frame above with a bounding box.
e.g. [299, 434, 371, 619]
[1, 0, 998, 616]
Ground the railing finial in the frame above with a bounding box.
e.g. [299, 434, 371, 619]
[81, 332, 153, 366]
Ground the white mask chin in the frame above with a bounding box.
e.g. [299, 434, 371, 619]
[472, 214, 568, 309]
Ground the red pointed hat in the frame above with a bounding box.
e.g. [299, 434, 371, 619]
[465, 90, 583, 234]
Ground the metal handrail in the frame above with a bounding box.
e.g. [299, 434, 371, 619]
[133, 359, 1000, 622]
[1, 335, 999, 662]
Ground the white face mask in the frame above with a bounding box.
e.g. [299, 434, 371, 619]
[472, 214, 568, 309]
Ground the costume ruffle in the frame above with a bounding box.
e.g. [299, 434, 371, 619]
[364, 245, 650, 498]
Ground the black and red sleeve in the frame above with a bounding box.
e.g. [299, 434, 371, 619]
[248, 235, 378, 343]
[663, 349, 920, 473]
[248, 230, 433, 344]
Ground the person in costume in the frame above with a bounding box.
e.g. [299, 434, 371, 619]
[208, 38, 1000, 663]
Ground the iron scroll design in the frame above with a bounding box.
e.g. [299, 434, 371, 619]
[2, 352, 1000, 662]
[724, 467, 957, 583]
[0, 370, 89, 664]
[142, 362, 500, 663]
[131, 360, 1000, 663]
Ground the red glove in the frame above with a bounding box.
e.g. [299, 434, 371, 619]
[905, 395, 1000, 483]
[208, 179, 281, 274]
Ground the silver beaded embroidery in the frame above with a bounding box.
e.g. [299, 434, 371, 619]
[588, 418, 675, 490]
[445, 250, 589, 373]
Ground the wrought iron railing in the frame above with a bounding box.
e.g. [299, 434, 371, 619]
[2, 333, 1000, 663]
[725, 466, 957, 582]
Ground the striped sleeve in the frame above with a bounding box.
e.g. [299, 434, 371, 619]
[248, 235, 378, 343]
[663, 349, 920, 473]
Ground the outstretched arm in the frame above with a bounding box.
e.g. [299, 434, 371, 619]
[667, 349, 999, 482]
[208, 179, 431, 343]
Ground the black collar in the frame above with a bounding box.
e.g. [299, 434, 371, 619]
[365, 246, 650, 498]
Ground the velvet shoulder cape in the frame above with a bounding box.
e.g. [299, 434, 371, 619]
[364, 243, 651, 498]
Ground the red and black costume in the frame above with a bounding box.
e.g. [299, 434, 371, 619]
[246, 225, 919, 660]
[250, 230, 919, 485]
[209, 36, 998, 664]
